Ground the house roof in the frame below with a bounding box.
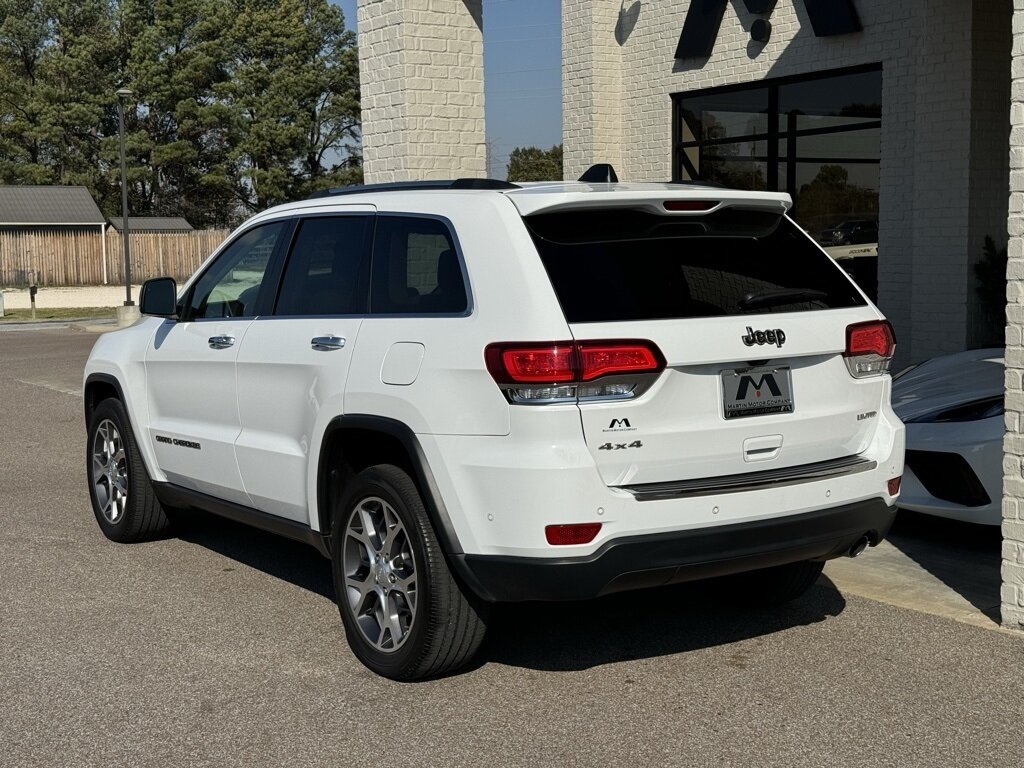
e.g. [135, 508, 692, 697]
[108, 216, 193, 232]
[0, 185, 105, 225]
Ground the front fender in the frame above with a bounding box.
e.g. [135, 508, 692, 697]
[83, 320, 164, 482]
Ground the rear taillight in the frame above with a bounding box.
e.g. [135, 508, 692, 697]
[485, 340, 665, 404]
[844, 320, 895, 378]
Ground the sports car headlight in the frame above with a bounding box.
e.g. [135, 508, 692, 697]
[906, 396, 1004, 423]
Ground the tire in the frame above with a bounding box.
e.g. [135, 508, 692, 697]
[86, 397, 170, 543]
[718, 559, 825, 606]
[331, 464, 487, 680]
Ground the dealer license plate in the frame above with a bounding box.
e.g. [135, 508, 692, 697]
[721, 366, 794, 420]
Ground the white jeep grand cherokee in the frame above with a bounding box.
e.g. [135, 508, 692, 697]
[84, 171, 904, 680]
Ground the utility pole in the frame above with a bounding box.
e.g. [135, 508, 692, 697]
[116, 87, 134, 307]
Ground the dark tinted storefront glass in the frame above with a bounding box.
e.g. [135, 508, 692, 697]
[777, 69, 882, 128]
[674, 65, 881, 299]
[679, 88, 769, 144]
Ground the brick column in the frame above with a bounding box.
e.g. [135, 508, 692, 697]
[562, 0, 624, 181]
[357, 0, 486, 183]
[1001, 3, 1024, 630]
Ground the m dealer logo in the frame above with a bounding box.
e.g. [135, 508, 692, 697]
[675, 0, 862, 60]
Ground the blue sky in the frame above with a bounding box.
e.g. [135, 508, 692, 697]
[331, 0, 562, 178]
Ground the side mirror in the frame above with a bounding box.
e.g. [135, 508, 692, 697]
[140, 277, 178, 318]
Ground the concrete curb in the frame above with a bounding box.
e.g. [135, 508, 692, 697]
[68, 320, 119, 333]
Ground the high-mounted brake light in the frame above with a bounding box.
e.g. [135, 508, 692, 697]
[663, 200, 718, 212]
[485, 340, 665, 404]
[545, 523, 602, 546]
[844, 320, 895, 378]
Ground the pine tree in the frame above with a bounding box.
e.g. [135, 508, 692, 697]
[0, 0, 362, 226]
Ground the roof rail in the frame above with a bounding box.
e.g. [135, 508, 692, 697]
[306, 178, 520, 200]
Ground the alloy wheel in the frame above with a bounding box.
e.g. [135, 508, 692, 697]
[91, 419, 129, 524]
[342, 496, 418, 652]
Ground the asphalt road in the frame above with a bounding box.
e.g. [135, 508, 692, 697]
[1, 328, 1022, 768]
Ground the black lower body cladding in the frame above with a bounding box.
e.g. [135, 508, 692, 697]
[456, 498, 895, 602]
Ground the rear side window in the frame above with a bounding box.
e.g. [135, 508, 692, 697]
[370, 216, 467, 314]
[275, 216, 371, 316]
[525, 208, 867, 323]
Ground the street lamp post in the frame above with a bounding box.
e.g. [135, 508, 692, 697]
[116, 87, 134, 307]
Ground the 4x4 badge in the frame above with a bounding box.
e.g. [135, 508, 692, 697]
[742, 326, 786, 348]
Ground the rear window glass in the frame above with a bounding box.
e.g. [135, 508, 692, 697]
[525, 208, 867, 323]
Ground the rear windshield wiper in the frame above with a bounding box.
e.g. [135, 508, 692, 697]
[739, 288, 828, 310]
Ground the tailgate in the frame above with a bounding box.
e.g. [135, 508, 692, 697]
[571, 311, 885, 486]
[522, 202, 891, 487]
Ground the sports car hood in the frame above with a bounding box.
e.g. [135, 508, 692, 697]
[892, 348, 1004, 422]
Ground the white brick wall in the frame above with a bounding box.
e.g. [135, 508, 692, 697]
[358, 0, 486, 183]
[563, 0, 1011, 364]
[562, 0, 623, 180]
[1002, 0, 1024, 631]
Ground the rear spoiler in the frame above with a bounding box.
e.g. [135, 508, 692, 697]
[507, 189, 792, 218]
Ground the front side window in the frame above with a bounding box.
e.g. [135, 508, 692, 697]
[184, 222, 284, 320]
[275, 216, 372, 316]
[370, 216, 467, 314]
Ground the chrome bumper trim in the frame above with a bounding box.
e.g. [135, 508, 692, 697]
[621, 455, 877, 501]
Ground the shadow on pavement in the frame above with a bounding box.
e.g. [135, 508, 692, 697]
[481, 578, 846, 672]
[885, 510, 1002, 620]
[175, 511, 846, 672]
[175, 512, 336, 600]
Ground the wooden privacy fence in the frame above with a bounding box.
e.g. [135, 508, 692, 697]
[0, 227, 230, 287]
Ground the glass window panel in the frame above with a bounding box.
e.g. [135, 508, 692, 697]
[783, 113, 879, 133]
[704, 139, 768, 161]
[788, 162, 879, 246]
[370, 216, 467, 315]
[185, 222, 283, 320]
[679, 87, 769, 144]
[777, 127, 880, 162]
[275, 216, 371, 316]
[699, 157, 768, 191]
[526, 211, 867, 322]
[777, 69, 882, 128]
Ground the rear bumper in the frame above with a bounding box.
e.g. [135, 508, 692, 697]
[455, 498, 895, 602]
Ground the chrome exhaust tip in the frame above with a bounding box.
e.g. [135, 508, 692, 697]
[847, 535, 870, 558]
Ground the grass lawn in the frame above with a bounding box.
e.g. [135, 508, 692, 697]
[0, 306, 115, 321]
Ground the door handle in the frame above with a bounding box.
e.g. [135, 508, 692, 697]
[311, 335, 346, 351]
[208, 334, 235, 349]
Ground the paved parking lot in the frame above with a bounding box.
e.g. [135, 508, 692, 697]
[1, 328, 1022, 767]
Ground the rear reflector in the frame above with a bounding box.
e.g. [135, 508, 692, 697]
[844, 320, 896, 378]
[663, 200, 717, 212]
[888, 476, 902, 496]
[545, 523, 602, 546]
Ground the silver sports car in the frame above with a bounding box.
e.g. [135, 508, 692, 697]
[891, 348, 1004, 526]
